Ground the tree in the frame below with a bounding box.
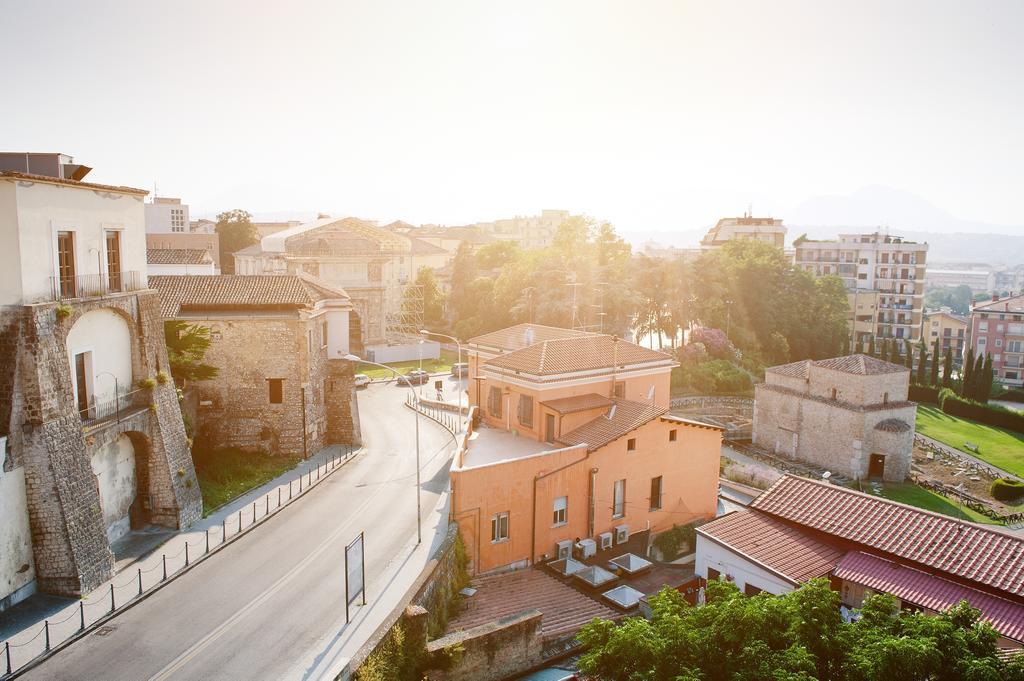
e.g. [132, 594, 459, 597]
[923, 285, 974, 315]
[164, 320, 218, 384]
[942, 347, 954, 387]
[961, 347, 976, 397]
[881, 338, 891, 364]
[890, 338, 902, 365]
[867, 335, 876, 357]
[577, 579, 1011, 681]
[916, 341, 928, 385]
[970, 353, 986, 401]
[930, 338, 940, 385]
[855, 337, 864, 354]
[904, 339, 914, 369]
[215, 209, 258, 274]
[978, 353, 994, 403]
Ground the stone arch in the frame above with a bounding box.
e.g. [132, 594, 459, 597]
[65, 308, 134, 419]
[88, 430, 151, 543]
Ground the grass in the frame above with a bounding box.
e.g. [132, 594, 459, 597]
[915, 405, 1024, 478]
[861, 481, 999, 525]
[193, 447, 300, 515]
[356, 349, 459, 380]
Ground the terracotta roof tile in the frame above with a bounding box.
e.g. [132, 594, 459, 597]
[556, 399, 667, 452]
[973, 294, 1024, 314]
[834, 552, 1024, 643]
[765, 360, 811, 378]
[874, 418, 912, 433]
[750, 476, 1024, 597]
[765, 355, 909, 379]
[541, 393, 613, 414]
[146, 248, 213, 265]
[467, 323, 596, 353]
[486, 335, 674, 376]
[0, 170, 148, 195]
[697, 509, 844, 583]
[150, 274, 349, 318]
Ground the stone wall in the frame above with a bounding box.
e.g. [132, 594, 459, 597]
[424, 609, 543, 681]
[0, 290, 201, 598]
[326, 360, 362, 446]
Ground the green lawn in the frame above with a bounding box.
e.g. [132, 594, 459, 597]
[862, 482, 999, 525]
[915, 405, 1024, 478]
[193, 448, 300, 515]
[356, 349, 459, 380]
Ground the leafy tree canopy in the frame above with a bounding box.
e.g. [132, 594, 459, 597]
[164, 320, 218, 383]
[215, 209, 258, 274]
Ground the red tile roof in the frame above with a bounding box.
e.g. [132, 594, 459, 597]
[467, 323, 596, 353]
[556, 399, 667, 452]
[765, 354, 907, 379]
[541, 393, 613, 414]
[973, 294, 1024, 314]
[146, 248, 213, 265]
[834, 552, 1024, 642]
[486, 335, 674, 376]
[150, 274, 349, 318]
[697, 509, 845, 584]
[751, 476, 1024, 597]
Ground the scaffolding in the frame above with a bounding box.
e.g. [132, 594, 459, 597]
[385, 283, 423, 344]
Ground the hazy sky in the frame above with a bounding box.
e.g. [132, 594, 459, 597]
[2, 0, 1022, 232]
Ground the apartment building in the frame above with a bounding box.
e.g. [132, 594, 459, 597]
[922, 310, 968, 361]
[145, 197, 189, 233]
[474, 210, 574, 250]
[969, 293, 1024, 387]
[700, 215, 786, 250]
[452, 324, 722, 574]
[0, 157, 201, 607]
[924, 267, 995, 294]
[795, 232, 928, 345]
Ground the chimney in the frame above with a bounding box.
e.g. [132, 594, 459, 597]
[992, 293, 1000, 302]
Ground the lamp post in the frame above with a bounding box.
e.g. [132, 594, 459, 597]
[344, 354, 422, 545]
[420, 330, 464, 433]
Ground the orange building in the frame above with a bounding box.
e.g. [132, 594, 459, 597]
[451, 324, 723, 574]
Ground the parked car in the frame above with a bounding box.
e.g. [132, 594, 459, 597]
[398, 369, 430, 386]
[450, 362, 469, 377]
[353, 373, 371, 389]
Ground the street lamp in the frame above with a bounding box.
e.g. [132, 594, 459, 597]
[344, 354, 422, 545]
[420, 329, 465, 433]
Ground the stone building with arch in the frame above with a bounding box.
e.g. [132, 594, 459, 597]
[0, 158, 201, 609]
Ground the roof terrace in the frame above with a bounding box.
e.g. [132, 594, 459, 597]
[458, 422, 581, 469]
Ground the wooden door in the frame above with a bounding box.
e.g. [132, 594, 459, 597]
[105, 230, 122, 292]
[869, 454, 886, 479]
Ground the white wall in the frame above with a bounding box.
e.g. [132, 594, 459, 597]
[89, 434, 137, 542]
[1, 178, 148, 305]
[147, 262, 216, 275]
[324, 309, 350, 359]
[695, 534, 796, 596]
[144, 201, 190, 234]
[66, 309, 133, 415]
[365, 340, 441, 364]
[0, 440, 37, 610]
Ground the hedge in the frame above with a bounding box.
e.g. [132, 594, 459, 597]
[991, 478, 1024, 503]
[909, 384, 940, 405]
[938, 388, 1024, 435]
[999, 388, 1024, 404]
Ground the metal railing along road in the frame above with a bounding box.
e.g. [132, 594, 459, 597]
[1, 446, 358, 679]
[49, 271, 143, 302]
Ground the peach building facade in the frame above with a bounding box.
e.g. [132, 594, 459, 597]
[451, 325, 722, 574]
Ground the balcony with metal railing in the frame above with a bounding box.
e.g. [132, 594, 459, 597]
[78, 387, 149, 431]
[49, 271, 143, 302]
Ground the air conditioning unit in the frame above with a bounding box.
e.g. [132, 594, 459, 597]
[556, 539, 573, 560]
[598, 532, 613, 550]
[577, 538, 597, 559]
[614, 525, 629, 545]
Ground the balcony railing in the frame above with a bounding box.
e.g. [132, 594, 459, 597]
[50, 271, 143, 302]
[79, 387, 147, 426]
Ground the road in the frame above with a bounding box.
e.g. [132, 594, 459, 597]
[21, 381, 456, 681]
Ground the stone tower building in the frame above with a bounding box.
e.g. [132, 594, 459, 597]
[0, 159, 202, 608]
[752, 354, 916, 482]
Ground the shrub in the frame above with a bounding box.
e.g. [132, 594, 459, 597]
[652, 524, 697, 561]
[138, 377, 157, 390]
[991, 478, 1024, 502]
[54, 303, 73, 320]
[909, 383, 940, 404]
[684, 359, 753, 395]
[1000, 388, 1024, 403]
[156, 370, 170, 384]
[939, 388, 1024, 435]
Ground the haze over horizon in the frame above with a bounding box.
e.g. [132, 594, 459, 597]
[3, 0, 1022, 236]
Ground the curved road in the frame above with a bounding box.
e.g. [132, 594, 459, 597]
[21, 381, 455, 681]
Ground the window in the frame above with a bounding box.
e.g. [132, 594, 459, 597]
[707, 567, 720, 581]
[650, 476, 663, 510]
[552, 496, 567, 526]
[105, 230, 122, 292]
[491, 512, 509, 542]
[612, 381, 625, 399]
[996, 339, 1003, 348]
[627, 438, 636, 452]
[1006, 371, 1019, 380]
[882, 392, 889, 404]
[321, 320, 328, 348]
[744, 583, 764, 597]
[518, 394, 534, 427]
[831, 388, 837, 400]
[57, 230, 76, 297]
[488, 386, 503, 418]
[612, 479, 625, 518]
[980, 322, 989, 332]
[669, 429, 677, 442]
[268, 378, 284, 404]
[978, 338, 987, 348]
[995, 354, 1002, 362]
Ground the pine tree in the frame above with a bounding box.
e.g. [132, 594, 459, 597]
[841, 335, 850, 356]
[916, 341, 928, 385]
[960, 347, 975, 396]
[881, 338, 890, 363]
[855, 337, 864, 355]
[978, 353, 994, 404]
[970, 353, 985, 401]
[942, 347, 953, 387]
[890, 339, 901, 365]
[930, 338, 940, 385]
[867, 336, 876, 358]
[904, 339, 914, 369]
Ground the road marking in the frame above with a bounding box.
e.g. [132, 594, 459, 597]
[148, 484, 387, 681]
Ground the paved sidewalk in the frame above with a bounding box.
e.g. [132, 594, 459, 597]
[0, 444, 357, 669]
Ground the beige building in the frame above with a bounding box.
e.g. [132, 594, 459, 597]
[700, 215, 786, 250]
[922, 310, 968, 361]
[753, 354, 916, 482]
[151, 274, 360, 456]
[795, 232, 928, 346]
[473, 210, 574, 250]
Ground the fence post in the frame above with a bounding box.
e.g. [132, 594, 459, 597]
[79, 601, 85, 631]
[278, 487, 281, 507]
[162, 555, 167, 581]
[138, 568, 143, 596]
[109, 584, 115, 613]
[222, 517, 227, 541]
[206, 528, 210, 553]
[6, 640, 11, 675]
[185, 543, 190, 567]
[290, 479, 294, 499]
[266, 493, 269, 515]
[44, 620, 50, 651]
[238, 511, 242, 533]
